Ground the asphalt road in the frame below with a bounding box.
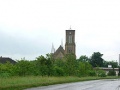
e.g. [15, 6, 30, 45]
[25, 79, 120, 90]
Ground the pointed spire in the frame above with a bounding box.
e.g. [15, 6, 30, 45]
[51, 43, 55, 53]
[61, 39, 63, 47]
[69, 25, 72, 30]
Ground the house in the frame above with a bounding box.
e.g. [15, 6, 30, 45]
[0, 56, 16, 64]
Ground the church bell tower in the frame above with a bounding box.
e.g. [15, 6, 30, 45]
[65, 29, 76, 55]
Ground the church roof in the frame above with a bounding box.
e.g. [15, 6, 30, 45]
[54, 45, 65, 56]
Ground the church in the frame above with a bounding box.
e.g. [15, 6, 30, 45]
[51, 28, 76, 59]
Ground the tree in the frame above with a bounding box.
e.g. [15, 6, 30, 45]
[36, 54, 54, 76]
[77, 62, 92, 77]
[36, 55, 48, 76]
[97, 70, 106, 77]
[89, 52, 104, 67]
[16, 59, 33, 76]
[65, 54, 77, 76]
[53, 59, 66, 76]
[103, 61, 118, 68]
[0, 62, 17, 77]
[77, 55, 89, 62]
[45, 54, 54, 76]
[53, 66, 64, 76]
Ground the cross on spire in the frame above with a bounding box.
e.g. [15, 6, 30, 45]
[51, 43, 55, 53]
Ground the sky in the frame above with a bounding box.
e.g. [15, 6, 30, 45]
[0, 0, 120, 62]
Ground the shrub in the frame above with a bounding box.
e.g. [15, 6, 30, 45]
[88, 70, 96, 76]
[53, 66, 64, 76]
[108, 68, 116, 76]
[98, 70, 106, 77]
[0, 72, 11, 78]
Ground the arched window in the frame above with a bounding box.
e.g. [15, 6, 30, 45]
[69, 35, 72, 43]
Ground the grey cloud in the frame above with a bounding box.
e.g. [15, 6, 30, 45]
[0, 31, 49, 56]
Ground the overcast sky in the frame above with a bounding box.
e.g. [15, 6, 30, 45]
[0, 0, 120, 62]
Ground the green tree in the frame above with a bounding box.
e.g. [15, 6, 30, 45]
[77, 55, 89, 62]
[16, 59, 33, 76]
[36, 54, 54, 76]
[53, 66, 64, 76]
[77, 62, 92, 77]
[88, 70, 96, 76]
[65, 54, 77, 76]
[89, 52, 104, 67]
[103, 61, 118, 68]
[45, 54, 54, 76]
[53, 59, 66, 76]
[36, 55, 48, 76]
[97, 69, 106, 77]
[0, 62, 16, 77]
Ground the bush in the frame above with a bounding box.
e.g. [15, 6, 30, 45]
[108, 69, 116, 76]
[98, 70, 106, 77]
[0, 72, 11, 78]
[53, 66, 64, 76]
[88, 70, 96, 76]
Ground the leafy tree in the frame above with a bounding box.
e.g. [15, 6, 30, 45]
[89, 52, 104, 67]
[103, 60, 118, 68]
[36, 54, 54, 76]
[28, 60, 39, 76]
[53, 66, 64, 76]
[54, 59, 65, 67]
[2, 52, 119, 77]
[36, 55, 48, 76]
[0, 63, 8, 77]
[53, 59, 66, 76]
[45, 54, 54, 76]
[88, 70, 96, 76]
[77, 62, 92, 77]
[16, 59, 33, 76]
[4, 62, 16, 76]
[65, 54, 77, 76]
[77, 55, 89, 62]
[0, 62, 16, 77]
[97, 70, 106, 77]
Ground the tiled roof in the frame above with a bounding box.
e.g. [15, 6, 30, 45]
[54, 45, 65, 56]
[0, 57, 16, 64]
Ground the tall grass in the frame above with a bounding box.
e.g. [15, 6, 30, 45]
[0, 76, 119, 90]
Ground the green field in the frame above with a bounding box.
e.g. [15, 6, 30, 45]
[0, 76, 120, 90]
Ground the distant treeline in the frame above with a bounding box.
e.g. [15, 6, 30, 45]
[0, 52, 119, 77]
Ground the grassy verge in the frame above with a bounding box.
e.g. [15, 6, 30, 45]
[0, 76, 120, 90]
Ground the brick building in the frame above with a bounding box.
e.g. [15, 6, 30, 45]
[52, 28, 76, 59]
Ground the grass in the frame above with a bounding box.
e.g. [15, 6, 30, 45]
[0, 76, 120, 90]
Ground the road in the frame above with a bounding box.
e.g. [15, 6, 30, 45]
[25, 79, 120, 90]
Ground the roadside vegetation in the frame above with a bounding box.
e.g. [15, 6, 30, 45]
[0, 52, 119, 90]
[0, 76, 120, 90]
